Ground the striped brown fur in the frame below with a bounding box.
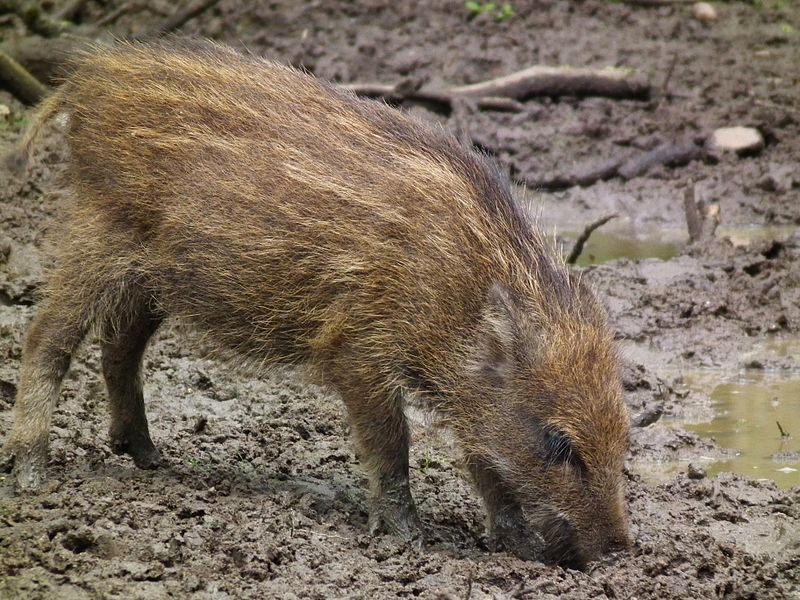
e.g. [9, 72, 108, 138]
[2, 39, 630, 567]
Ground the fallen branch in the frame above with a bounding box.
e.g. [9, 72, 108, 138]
[339, 82, 524, 112]
[618, 141, 704, 179]
[0, 0, 221, 100]
[566, 214, 618, 265]
[0, 49, 47, 104]
[345, 65, 651, 112]
[135, 0, 221, 40]
[524, 140, 703, 190]
[525, 157, 623, 191]
[451, 65, 651, 101]
[0, 34, 87, 84]
[776, 421, 790, 439]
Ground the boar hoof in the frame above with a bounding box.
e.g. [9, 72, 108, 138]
[1, 444, 46, 491]
[110, 434, 163, 470]
[368, 498, 423, 545]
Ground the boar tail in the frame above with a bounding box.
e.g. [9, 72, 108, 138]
[4, 86, 68, 176]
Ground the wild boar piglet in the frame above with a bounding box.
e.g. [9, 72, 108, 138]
[2, 40, 631, 568]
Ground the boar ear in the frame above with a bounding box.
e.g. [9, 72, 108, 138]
[475, 283, 518, 383]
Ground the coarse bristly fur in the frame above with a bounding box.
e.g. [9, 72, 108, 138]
[2, 39, 631, 568]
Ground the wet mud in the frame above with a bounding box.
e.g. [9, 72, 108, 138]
[1, 1, 799, 598]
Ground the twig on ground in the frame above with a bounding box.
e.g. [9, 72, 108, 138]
[566, 214, 618, 265]
[0, 49, 47, 104]
[683, 183, 720, 243]
[661, 51, 680, 97]
[135, 0, 221, 40]
[340, 82, 455, 109]
[684, 183, 702, 243]
[777, 421, 790, 438]
[618, 141, 704, 179]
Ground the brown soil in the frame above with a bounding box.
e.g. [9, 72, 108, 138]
[1, 1, 799, 598]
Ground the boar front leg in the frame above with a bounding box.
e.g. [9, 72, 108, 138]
[466, 457, 545, 561]
[336, 379, 421, 541]
[101, 298, 163, 470]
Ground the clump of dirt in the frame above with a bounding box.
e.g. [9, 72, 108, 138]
[1, 1, 799, 598]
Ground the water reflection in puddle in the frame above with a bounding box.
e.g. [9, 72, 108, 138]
[558, 224, 799, 267]
[627, 335, 800, 489]
[553, 220, 797, 267]
[561, 230, 682, 266]
[685, 374, 800, 488]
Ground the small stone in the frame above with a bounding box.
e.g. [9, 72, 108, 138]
[706, 127, 764, 157]
[687, 463, 706, 480]
[0, 104, 10, 119]
[692, 2, 717, 24]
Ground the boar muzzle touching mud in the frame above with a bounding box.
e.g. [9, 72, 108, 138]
[1, 40, 631, 568]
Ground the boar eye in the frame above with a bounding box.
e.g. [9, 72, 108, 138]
[542, 429, 587, 477]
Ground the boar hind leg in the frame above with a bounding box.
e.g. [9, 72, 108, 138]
[466, 457, 545, 561]
[3, 296, 94, 490]
[101, 296, 163, 470]
[337, 381, 420, 541]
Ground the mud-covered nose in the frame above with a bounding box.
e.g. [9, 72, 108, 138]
[538, 515, 589, 570]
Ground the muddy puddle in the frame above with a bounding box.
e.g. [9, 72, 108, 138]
[634, 334, 800, 489]
[685, 373, 800, 489]
[560, 228, 683, 266]
[557, 224, 799, 266]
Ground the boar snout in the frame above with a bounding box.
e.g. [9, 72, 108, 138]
[527, 500, 632, 569]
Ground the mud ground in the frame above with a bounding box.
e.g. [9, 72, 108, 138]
[1, 0, 799, 598]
